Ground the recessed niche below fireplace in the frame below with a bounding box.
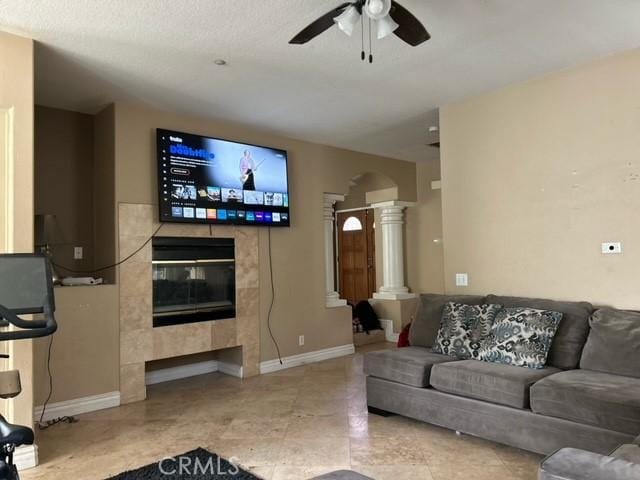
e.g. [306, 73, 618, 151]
[152, 237, 236, 327]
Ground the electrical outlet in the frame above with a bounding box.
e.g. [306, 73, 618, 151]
[74, 246, 83, 260]
[602, 242, 622, 254]
[298, 335, 305, 346]
[455, 273, 469, 287]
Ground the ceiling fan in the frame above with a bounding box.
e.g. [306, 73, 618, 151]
[289, 0, 430, 62]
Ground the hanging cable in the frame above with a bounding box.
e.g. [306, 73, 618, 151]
[361, 10, 365, 61]
[369, 16, 373, 64]
[266, 227, 283, 365]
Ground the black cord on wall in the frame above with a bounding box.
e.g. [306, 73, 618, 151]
[53, 224, 164, 275]
[37, 336, 76, 429]
[266, 227, 283, 365]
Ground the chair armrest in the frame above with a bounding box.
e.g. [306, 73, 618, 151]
[539, 447, 640, 480]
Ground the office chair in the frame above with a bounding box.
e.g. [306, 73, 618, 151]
[0, 254, 58, 480]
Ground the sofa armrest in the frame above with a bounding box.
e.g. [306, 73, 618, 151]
[539, 447, 640, 480]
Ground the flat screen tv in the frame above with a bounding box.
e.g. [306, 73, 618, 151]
[157, 128, 290, 227]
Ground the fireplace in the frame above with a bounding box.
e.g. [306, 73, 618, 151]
[152, 237, 235, 328]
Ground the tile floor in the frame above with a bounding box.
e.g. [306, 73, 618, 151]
[22, 343, 541, 479]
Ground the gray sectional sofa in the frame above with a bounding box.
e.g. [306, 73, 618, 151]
[364, 294, 640, 456]
[539, 435, 640, 480]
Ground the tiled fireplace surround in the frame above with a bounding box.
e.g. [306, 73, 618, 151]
[118, 203, 260, 404]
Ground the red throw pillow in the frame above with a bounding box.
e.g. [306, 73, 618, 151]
[397, 322, 411, 348]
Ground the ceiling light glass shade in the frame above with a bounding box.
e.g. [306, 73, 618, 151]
[364, 0, 392, 20]
[376, 15, 399, 39]
[334, 5, 361, 36]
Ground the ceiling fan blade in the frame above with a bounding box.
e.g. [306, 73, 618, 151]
[289, 3, 353, 44]
[389, 1, 430, 47]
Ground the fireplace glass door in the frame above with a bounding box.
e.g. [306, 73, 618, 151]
[153, 260, 235, 327]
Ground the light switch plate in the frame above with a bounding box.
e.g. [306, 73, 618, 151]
[602, 242, 622, 254]
[298, 335, 305, 346]
[74, 246, 83, 260]
[455, 273, 469, 287]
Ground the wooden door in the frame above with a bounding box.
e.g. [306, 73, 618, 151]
[337, 209, 376, 305]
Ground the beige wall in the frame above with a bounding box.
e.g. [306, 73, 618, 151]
[440, 48, 640, 309]
[336, 172, 397, 210]
[0, 31, 35, 427]
[112, 102, 417, 361]
[34, 285, 119, 405]
[93, 105, 117, 284]
[406, 159, 445, 295]
[35, 106, 95, 272]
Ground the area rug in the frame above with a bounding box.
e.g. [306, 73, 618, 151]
[106, 448, 261, 479]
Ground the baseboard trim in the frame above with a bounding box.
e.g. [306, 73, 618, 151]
[380, 319, 399, 343]
[145, 360, 219, 385]
[260, 343, 355, 374]
[15, 444, 38, 471]
[34, 391, 120, 423]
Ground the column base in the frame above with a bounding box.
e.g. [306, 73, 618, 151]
[326, 291, 348, 308]
[326, 298, 348, 308]
[15, 444, 38, 471]
[373, 292, 417, 300]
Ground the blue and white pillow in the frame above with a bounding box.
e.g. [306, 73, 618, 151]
[478, 307, 562, 369]
[433, 302, 503, 359]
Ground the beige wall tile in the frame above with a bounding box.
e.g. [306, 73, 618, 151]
[236, 258, 259, 289]
[118, 202, 261, 398]
[119, 235, 152, 263]
[120, 329, 152, 365]
[120, 363, 146, 404]
[119, 294, 152, 332]
[119, 261, 151, 298]
[237, 287, 259, 317]
[242, 342, 260, 378]
[152, 322, 212, 360]
[119, 203, 153, 237]
[236, 315, 259, 345]
[212, 319, 239, 349]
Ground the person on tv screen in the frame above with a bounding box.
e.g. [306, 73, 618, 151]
[172, 185, 184, 200]
[239, 149, 257, 191]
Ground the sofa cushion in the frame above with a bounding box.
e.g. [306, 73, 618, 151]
[530, 370, 640, 435]
[486, 295, 593, 370]
[611, 444, 640, 464]
[363, 347, 455, 387]
[477, 307, 562, 369]
[539, 447, 640, 480]
[580, 308, 640, 379]
[409, 294, 486, 348]
[432, 302, 503, 359]
[430, 359, 560, 409]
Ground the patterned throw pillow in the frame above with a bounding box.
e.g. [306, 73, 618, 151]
[433, 302, 503, 359]
[478, 307, 563, 369]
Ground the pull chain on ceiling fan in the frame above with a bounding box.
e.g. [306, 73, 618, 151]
[289, 0, 430, 63]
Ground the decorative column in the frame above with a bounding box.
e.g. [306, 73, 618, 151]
[324, 193, 347, 307]
[372, 201, 416, 300]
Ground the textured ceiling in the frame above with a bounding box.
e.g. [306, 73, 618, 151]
[1, 1, 640, 162]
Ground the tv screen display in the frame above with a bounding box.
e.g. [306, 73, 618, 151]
[157, 129, 290, 227]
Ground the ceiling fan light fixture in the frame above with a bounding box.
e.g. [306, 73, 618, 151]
[334, 5, 361, 36]
[364, 0, 392, 20]
[376, 15, 399, 39]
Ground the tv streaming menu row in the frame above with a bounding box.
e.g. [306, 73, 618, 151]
[166, 183, 289, 225]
